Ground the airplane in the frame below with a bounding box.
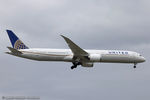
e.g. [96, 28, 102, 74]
[5, 30, 146, 69]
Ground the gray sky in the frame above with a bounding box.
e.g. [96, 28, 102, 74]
[0, 0, 150, 100]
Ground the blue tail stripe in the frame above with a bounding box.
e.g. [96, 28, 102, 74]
[6, 30, 19, 48]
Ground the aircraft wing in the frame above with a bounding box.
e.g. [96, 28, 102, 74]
[61, 35, 89, 61]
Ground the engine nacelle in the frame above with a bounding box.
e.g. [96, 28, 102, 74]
[89, 54, 101, 62]
[81, 62, 93, 67]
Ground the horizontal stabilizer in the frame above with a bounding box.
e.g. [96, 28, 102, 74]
[7, 47, 22, 54]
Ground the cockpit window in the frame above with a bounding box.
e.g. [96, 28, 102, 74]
[139, 54, 142, 56]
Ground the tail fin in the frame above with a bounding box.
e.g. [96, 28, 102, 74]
[6, 30, 29, 49]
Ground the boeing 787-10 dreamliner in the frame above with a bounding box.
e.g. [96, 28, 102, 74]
[6, 30, 146, 69]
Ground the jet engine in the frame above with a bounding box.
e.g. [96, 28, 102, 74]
[81, 62, 93, 67]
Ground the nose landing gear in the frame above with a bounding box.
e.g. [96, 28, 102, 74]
[134, 65, 136, 68]
[133, 63, 137, 68]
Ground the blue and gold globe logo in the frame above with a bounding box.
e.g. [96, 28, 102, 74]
[14, 39, 26, 49]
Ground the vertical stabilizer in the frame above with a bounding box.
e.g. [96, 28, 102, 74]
[6, 30, 29, 49]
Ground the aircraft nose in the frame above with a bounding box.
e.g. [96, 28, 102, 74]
[140, 57, 146, 62]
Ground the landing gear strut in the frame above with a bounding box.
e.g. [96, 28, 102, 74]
[71, 62, 81, 69]
[134, 63, 137, 68]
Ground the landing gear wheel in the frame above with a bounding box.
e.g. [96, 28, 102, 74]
[71, 65, 77, 70]
[134, 66, 136, 68]
[71, 66, 74, 69]
[71, 61, 81, 69]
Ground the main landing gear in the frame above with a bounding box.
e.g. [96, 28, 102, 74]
[71, 62, 81, 69]
[71, 65, 77, 69]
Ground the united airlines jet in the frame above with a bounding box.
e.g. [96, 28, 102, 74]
[6, 30, 146, 69]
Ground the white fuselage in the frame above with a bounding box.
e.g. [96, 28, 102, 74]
[6, 30, 146, 68]
[9, 48, 145, 64]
